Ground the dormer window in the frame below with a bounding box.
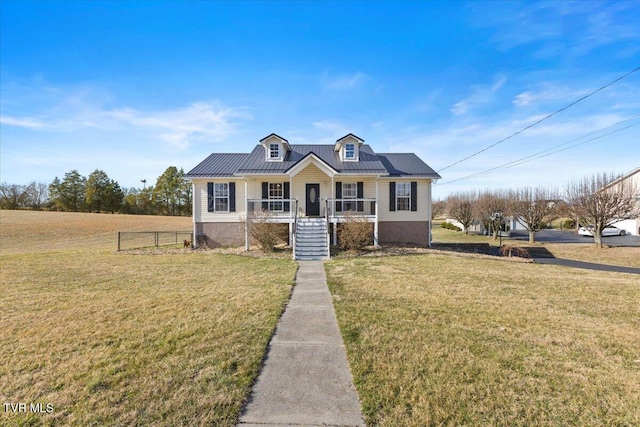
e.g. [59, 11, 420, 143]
[260, 133, 290, 162]
[334, 133, 363, 162]
[269, 143, 280, 159]
[345, 143, 356, 160]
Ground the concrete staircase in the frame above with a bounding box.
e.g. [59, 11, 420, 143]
[294, 218, 329, 261]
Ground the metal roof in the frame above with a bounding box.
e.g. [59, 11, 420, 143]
[185, 145, 441, 179]
[184, 153, 249, 178]
[376, 153, 442, 178]
[235, 144, 388, 174]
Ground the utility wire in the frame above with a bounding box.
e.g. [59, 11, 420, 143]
[439, 117, 640, 185]
[437, 65, 640, 173]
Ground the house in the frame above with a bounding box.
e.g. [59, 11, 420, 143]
[606, 167, 640, 236]
[184, 133, 441, 259]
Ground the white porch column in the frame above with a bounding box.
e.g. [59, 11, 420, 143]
[331, 176, 336, 245]
[244, 179, 249, 250]
[374, 178, 379, 247]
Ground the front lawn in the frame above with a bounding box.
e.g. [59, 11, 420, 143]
[326, 255, 640, 426]
[1, 249, 296, 426]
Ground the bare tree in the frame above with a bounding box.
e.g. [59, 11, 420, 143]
[431, 199, 446, 220]
[509, 187, 559, 244]
[446, 192, 476, 234]
[565, 172, 639, 248]
[475, 190, 509, 240]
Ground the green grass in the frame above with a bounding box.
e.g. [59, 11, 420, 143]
[326, 255, 640, 426]
[0, 210, 297, 426]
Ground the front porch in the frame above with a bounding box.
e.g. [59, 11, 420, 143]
[246, 198, 379, 249]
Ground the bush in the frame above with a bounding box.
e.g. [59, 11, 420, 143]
[247, 214, 288, 252]
[499, 245, 529, 258]
[562, 219, 576, 230]
[338, 215, 373, 251]
[441, 221, 462, 231]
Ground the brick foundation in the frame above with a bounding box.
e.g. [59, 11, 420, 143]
[378, 221, 430, 246]
[196, 222, 246, 248]
[196, 222, 290, 248]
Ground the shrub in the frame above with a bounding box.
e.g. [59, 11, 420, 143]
[338, 215, 373, 251]
[247, 213, 287, 252]
[499, 245, 529, 258]
[562, 219, 576, 230]
[441, 221, 462, 231]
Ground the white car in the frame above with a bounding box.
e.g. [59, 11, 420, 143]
[578, 225, 626, 237]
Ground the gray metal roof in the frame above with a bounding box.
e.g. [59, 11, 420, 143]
[185, 145, 441, 179]
[185, 153, 249, 177]
[235, 144, 388, 174]
[376, 153, 442, 178]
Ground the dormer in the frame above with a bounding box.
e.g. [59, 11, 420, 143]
[334, 133, 364, 162]
[260, 133, 290, 162]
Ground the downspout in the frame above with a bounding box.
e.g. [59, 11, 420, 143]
[192, 181, 196, 248]
[374, 176, 379, 247]
[244, 178, 249, 251]
[427, 179, 433, 248]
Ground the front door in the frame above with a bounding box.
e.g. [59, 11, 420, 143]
[306, 184, 320, 216]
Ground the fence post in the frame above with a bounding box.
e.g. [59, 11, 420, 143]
[117, 231, 121, 251]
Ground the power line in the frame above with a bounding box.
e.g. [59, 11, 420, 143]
[439, 117, 639, 185]
[437, 65, 640, 173]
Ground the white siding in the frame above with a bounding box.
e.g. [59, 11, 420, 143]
[378, 179, 432, 222]
[193, 178, 245, 223]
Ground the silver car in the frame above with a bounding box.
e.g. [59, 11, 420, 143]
[578, 225, 627, 237]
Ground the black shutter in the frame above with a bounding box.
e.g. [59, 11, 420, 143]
[229, 182, 236, 212]
[283, 182, 290, 212]
[411, 181, 418, 212]
[389, 182, 396, 212]
[262, 182, 268, 211]
[335, 181, 343, 212]
[207, 182, 214, 212]
[357, 181, 364, 212]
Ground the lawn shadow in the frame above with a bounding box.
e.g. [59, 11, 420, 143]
[522, 246, 555, 259]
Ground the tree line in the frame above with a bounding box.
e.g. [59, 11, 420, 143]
[0, 166, 192, 216]
[435, 172, 639, 248]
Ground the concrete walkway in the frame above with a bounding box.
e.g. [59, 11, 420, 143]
[238, 261, 365, 427]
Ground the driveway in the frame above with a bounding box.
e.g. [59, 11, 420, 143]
[509, 229, 640, 247]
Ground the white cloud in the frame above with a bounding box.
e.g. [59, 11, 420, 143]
[451, 77, 507, 115]
[1, 81, 251, 149]
[0, 115, 46, 129]
[103, 102, 250, 149]
[322, 71, 368, 90]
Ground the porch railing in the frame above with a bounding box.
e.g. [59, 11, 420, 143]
[247, 199, 297, 217]
[326, 198, 377, 217]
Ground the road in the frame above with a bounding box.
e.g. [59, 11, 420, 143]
[509, 229, 640, 247]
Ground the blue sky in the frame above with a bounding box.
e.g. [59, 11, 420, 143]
[1, 0, 639, 199]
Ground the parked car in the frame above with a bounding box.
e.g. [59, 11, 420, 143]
[578, 225, 626, 237]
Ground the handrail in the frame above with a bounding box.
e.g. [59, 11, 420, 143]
[324, 199, 329, 233]
[325, 198, 330, 259]
[292, 198, 299, 260]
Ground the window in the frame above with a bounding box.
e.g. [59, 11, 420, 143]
[396, 182, 411, 211]
[344, 143, 356, 160]
[269, 183, 283, 211]
[269, 143, 280, 159]
[214, 183, 229, 212]
[342, 182, 357, 211]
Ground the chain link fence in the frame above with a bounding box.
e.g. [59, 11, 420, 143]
[117, 231, 193, 251]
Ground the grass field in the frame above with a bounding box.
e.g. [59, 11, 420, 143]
[0, 210, 297, 426]
[326, 256, 640, 426]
